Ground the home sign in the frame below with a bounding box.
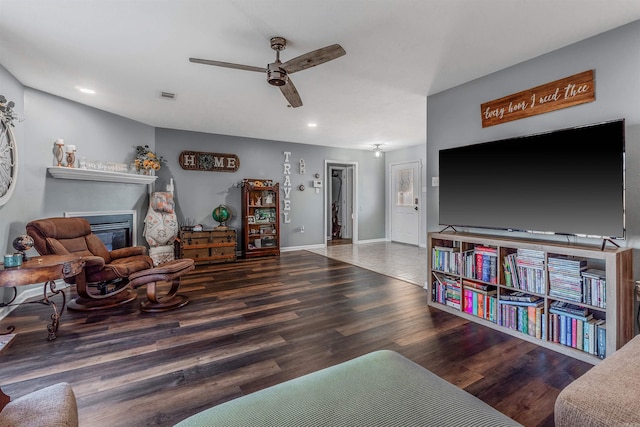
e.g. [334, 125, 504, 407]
[179, 151, 239, 172]
[481, 70, 595, 128]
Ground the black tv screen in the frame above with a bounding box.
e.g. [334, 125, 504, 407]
[439, 119, 625, 238]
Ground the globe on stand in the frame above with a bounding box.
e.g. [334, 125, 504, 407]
[13, 234, 34, 261]
[212, 205, 232, 230]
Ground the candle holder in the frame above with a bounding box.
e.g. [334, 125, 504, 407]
[66, 150, 76, 168]
[54, 140, 64, 166]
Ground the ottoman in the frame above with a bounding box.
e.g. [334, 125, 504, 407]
[128, 258, 195, 312]
[174, 350, 522, 426]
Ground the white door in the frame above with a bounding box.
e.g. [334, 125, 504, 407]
[391, 162, 420, 245]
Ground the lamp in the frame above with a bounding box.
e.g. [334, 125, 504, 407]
[373, 144, 383, 158]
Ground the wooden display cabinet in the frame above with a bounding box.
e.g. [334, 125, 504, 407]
[175, 229, 237, 265]
[242, 179, 280, 258]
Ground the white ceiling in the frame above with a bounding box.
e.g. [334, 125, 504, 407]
[2, 1, 640, 152]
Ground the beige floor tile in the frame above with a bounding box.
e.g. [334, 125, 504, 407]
[307, 242, 427, 287]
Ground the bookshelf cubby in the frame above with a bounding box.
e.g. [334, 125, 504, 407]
[427, 231, 633, 364]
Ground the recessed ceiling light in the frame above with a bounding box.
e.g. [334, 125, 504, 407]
[75, 86, 96, 94]
[307, 123, 317, 127]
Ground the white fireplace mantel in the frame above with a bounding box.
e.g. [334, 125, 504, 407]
[47, 166, 157, 184]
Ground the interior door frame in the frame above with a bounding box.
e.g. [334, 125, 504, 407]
[324, 160, 358, 245]
[389, 160, 422, 245]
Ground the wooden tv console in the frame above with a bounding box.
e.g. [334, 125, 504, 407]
[427, 231, 633, 364]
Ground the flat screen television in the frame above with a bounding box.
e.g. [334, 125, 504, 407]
[438, 119, 625, 239]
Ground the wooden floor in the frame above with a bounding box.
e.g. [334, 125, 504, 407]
[0, 251, 591, 426]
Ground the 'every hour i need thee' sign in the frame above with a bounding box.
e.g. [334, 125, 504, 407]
[481, 70, 595, 128]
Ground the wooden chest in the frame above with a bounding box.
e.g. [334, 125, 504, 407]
[175, 229, 237, 265]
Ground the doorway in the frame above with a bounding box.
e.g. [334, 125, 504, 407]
[390, 161, 421, 245]
[325, 161, 357, 245]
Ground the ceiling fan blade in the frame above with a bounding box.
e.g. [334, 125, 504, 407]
[189, 58, 266, 73]
[282, 44, 346, 74]
[280, 78, 303, 108]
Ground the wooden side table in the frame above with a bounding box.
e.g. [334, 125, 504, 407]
[0, 255, 85, 341]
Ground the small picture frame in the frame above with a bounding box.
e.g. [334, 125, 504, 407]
[247, 215, 256, 224]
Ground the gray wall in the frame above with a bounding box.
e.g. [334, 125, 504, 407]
[427, 20, 640, 252]
[0, 67, 154, 302]
[155, 128, 386, 250]
[0, 71, 155, 255]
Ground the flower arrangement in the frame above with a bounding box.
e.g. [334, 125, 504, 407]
[134, 145, 164, 171]
[0, 95, 17, 127]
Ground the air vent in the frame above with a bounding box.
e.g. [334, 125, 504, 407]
[159, 91, 176, 101]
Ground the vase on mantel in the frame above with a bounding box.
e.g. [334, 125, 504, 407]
[138, 169, 155, 176]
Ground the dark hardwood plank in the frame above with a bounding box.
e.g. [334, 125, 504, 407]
[0, 251, 591, 426]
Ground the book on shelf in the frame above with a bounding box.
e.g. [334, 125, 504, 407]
[548, 308, 593, 322]
[582, 268, 606, 279]
[462, 279, 497, 294]
[597, 321, 607, 359]
[500, 290, 539, 302]
[549, 301, 590, 317]
[498, 298, 544, 307]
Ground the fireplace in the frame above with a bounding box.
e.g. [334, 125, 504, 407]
[64, 210, 137, 250]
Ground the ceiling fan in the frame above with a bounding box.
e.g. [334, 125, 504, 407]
[189, 37, 346, 108]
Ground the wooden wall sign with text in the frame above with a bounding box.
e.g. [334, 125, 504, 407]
[481, 70, 595, 128]
[179, 151, 239, 172]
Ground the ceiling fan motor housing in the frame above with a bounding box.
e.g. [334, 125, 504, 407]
[267, 63, 288, 86]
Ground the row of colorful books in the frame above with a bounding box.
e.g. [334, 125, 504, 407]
[548, 313, 606, 358]
[431, 246, 460, 274]
[432, 271, 607, 358]
[432, 272, 461, 309]
[434, 247, 606, 310]
[503, 249, 546, 294]
[433, 245, 500, 284]
[461, 280, 497, 323]
[582, 269, 606, 308]
[462, 246, 498, 284]
[497, 298, 545, 339]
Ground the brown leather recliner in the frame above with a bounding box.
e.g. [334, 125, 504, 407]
[26, 217, 153, 311]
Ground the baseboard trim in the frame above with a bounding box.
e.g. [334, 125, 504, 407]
[282, 244, 326, 252]
[355, 238, 388, 244]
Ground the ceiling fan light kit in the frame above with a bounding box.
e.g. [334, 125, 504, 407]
[189, 36, 345, 108]
[267, 63, 287, 86]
